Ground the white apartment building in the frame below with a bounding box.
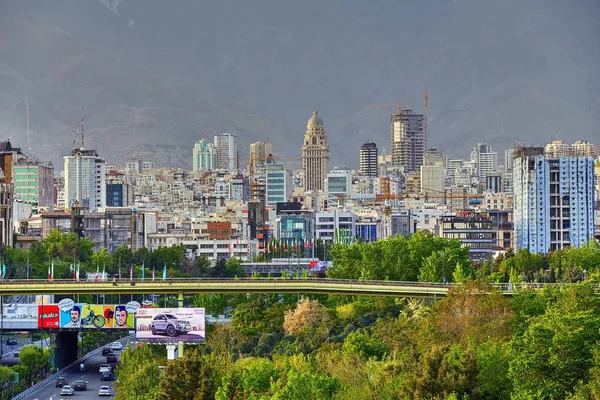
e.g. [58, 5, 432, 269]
[326, 167, 352, 206]
[315, 209, 356, 244]
[470, 143, 497, 179]
[214, 133, 239, 170]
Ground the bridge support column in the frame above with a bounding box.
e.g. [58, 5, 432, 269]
[178, 291, 184, 358]
[166, 344, 177, 361]
[55, 331, 79, 369]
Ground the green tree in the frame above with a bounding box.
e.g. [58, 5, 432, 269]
[342, 330, 389, 361]
[509, 284, 600, 399]
[156, 349, 219, 400]
[18, 345, 50, 383]
[114, 344, 165, 400]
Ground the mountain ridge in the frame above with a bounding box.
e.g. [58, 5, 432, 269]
[1, 0, 598, 168]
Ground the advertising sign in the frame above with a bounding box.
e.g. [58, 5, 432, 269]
[37, 302, 135, 329]
[136, 308, 205, 343]
[60, 303, 83, 328]
[38, 305, 60, 328]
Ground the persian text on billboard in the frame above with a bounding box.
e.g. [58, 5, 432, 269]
[135, 308, 205, 343]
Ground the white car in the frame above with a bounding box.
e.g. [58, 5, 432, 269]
[60, 385, 74, 395]
[110, 341, 123, 351]
[99, 364, 112, 374]
[98, 386, 112, 396]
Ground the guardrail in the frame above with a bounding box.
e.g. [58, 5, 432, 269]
[0, 278, 593, 297]
[11, 335, 133, 400]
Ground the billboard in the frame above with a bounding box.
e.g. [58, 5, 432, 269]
[135, 308, 205, 343]
[38, 305, 60, 329]
[37, 299, 138, 329]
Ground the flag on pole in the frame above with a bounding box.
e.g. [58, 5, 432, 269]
[1, 264, 6, 280]
[75, 263, 80, 281]
[129, 265, 133, 281]
[102, 262, 106, 281]
[152, 267, 155, 282]
[162, 264, 167, 281]
[95, 265, 99, 282]
[72, 264, 76, 280]
[49, 260, 54, 282]
[141, 262, 145, 282]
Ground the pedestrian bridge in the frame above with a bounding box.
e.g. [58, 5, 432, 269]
[0, 278, 565, 297]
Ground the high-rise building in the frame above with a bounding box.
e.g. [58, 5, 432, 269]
[545, 140, 572, 158]
[106, 170, 132, 207]
[229, 175, 249, 202]
[302, 111, 329, 191]
[0, 182, 13, 248]
[504, 149, 515, 171]
[265, 159, 292, 206]
[64, 148, 106, 211]
[420, 165, 445, 200]
[513, 147, 595, 253]
[12, 158, 54, 209]
[547, 140, 598, 158]
[250, 141, 273, 167]
[359, 143, 378, 177]
[390, 107, 426, 173]
[470, 143, 497, 178]
[423, 148, 445, 167]
[327, 167, 352, 205]
[193, 139, 218, 171]
[214, 133, 239, 170]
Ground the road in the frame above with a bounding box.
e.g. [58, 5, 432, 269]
[26, 350, 120, 400]
[1, 337, 51, 366]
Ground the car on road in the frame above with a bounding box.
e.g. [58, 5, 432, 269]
[110, 341, 123, 351]
[55, 377, 68, 387]
[101, 371, 115, 381]
[107, 353, 118, 363]
[151, 313, 191, 337]
[6, 338, 17, 345]
[99, 364, 112, 373]
[60, 385, 74, 395]
[101, 347, 113, 356]
[72, 380, 88, 390]
[98, 385, 112, 396]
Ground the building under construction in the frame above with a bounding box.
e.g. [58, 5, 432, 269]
[390, 106, 426, 173]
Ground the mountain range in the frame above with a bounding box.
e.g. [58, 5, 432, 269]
[1, 0, 598, 169]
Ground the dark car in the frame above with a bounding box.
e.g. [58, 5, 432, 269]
[106, 353, 118, 363]
[6, 338, 17, 345]
[55, 376, 68, 387]
[72, 380, 88, 391]
[100, 371, 115, 381]
[101, 347, 113, 356]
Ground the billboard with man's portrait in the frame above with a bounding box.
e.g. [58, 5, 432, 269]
[135, 308, 205, 343]
[37, 299, 136, 329]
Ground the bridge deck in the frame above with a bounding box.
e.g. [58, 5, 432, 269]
[0, 279, 570, 297]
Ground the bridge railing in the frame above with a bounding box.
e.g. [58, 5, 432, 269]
[0, 277, 590, 292]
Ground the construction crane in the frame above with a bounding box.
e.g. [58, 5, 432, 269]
[367, 102, 404, 114]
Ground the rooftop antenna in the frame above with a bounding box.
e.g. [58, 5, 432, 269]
[80, 108, 85, 149]
[72, 122, 76, 150]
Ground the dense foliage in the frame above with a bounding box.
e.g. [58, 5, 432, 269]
[114, 283, 600, 400]
[7, 230, 600, 399]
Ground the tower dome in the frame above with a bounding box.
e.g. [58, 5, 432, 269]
[307, 110, 324, 127]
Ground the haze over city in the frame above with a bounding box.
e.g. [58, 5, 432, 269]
[1, 1, 600, 399]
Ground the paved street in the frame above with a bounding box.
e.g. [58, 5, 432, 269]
[24, 350, 120, 400]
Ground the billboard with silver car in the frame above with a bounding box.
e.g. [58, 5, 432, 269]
[135, 308, 205, 343]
